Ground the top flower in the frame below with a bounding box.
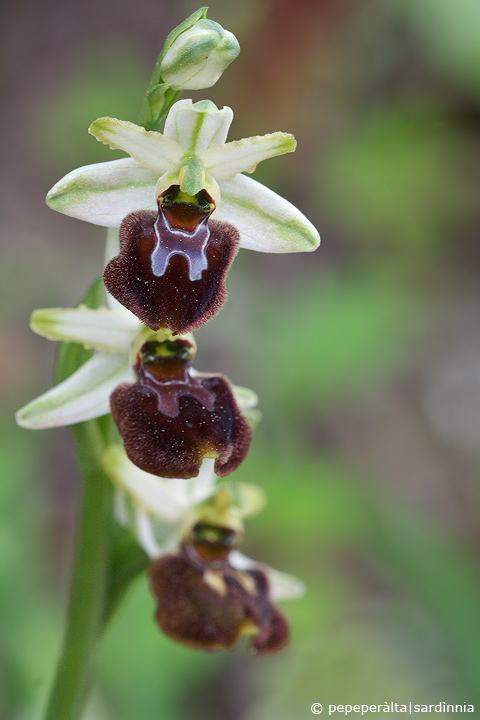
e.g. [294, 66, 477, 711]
[46, 99, 320, 255]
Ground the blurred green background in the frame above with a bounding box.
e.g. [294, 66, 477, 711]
[3, 0, 480, 718]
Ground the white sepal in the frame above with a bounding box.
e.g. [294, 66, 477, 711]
[231, 384, 259, 411]
[229, 551, 307, 601]
[135, 509, 165, 557]
[185, 458, 217, 504]
[103, 444, 192, 522]
[104, 226, 120, 264]
[15, 353, 132, 429]
[226, 482, 266, 519]
[31, 307, 140, 353]
[163, 99, 233, 153]
[105, 449, 220, 558]
[104, 447, 217, 523]
[46, 158, 158, 227]
[215, 173, 320, 253]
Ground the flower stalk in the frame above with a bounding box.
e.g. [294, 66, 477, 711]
[42, 282, 119, 720]
[44, 421, 114, 720]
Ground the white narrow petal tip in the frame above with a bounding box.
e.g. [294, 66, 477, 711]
[89, 117, 183, 174]
[203, 132, 296, 180]
[216, 174, 320, 253]
[15, 352, 131, 429]
[30, 307, 139, 353]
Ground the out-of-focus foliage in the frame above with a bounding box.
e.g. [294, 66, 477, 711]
[34, 41, 149, 170]
[3, 0, 480, 718]
[401, 0, 480, 98]
[322, 105, 462, 258]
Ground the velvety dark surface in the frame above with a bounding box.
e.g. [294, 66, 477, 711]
[149, 551, 288, 654]
[110, 373, 252, 478]
[104, 210, 240, 333]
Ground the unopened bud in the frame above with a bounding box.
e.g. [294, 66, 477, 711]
[159, 13, 240, 91]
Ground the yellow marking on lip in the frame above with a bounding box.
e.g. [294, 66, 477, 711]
[232, 569, 257, 596]
[203, 569, 227, 596]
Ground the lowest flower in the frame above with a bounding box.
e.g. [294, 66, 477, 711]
[106, 446, 305, 653]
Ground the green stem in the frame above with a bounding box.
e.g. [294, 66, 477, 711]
[139, 85, 181, 131]
[42, 15, 188, 709]
[102, 527, 148, 629]
[44, 422, 114, 720]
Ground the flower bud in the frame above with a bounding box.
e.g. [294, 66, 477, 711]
[159, 15, 240, 91]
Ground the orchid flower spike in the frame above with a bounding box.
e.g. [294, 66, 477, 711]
[15, 290, 259, 479]
[47, 99, 320, 333]
[105, 446, 305, 654]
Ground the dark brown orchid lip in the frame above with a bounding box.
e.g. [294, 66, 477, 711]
[103, 186, 240, 334]
[148, 542, 289, 655]
[110, 338, 252, 479]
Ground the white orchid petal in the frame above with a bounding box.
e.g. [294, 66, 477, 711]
[164, 99, 233, 154]
[31, 307, 140, 353]
[203, 132, 296, 180]
[229, 483, 266, 519]
[228, 551, 258, 571]
[104, 226, 120, 265]
[89, 117, 183, 173]
[186, 458, 217, 503]
[15, 353, 132, 429]
[231, 384, 259, 411]
[150, 525, 185, 557]
[135, 510, 163, 558]
[229, 551, 306, 601]
[114, 488, 130, 527]
[231, 384, 262, 428]
[216, 174, 320, 253]
[46, 158, 157, 227]
[266, 567, 307, 601]
[103, 445, 191, 522]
